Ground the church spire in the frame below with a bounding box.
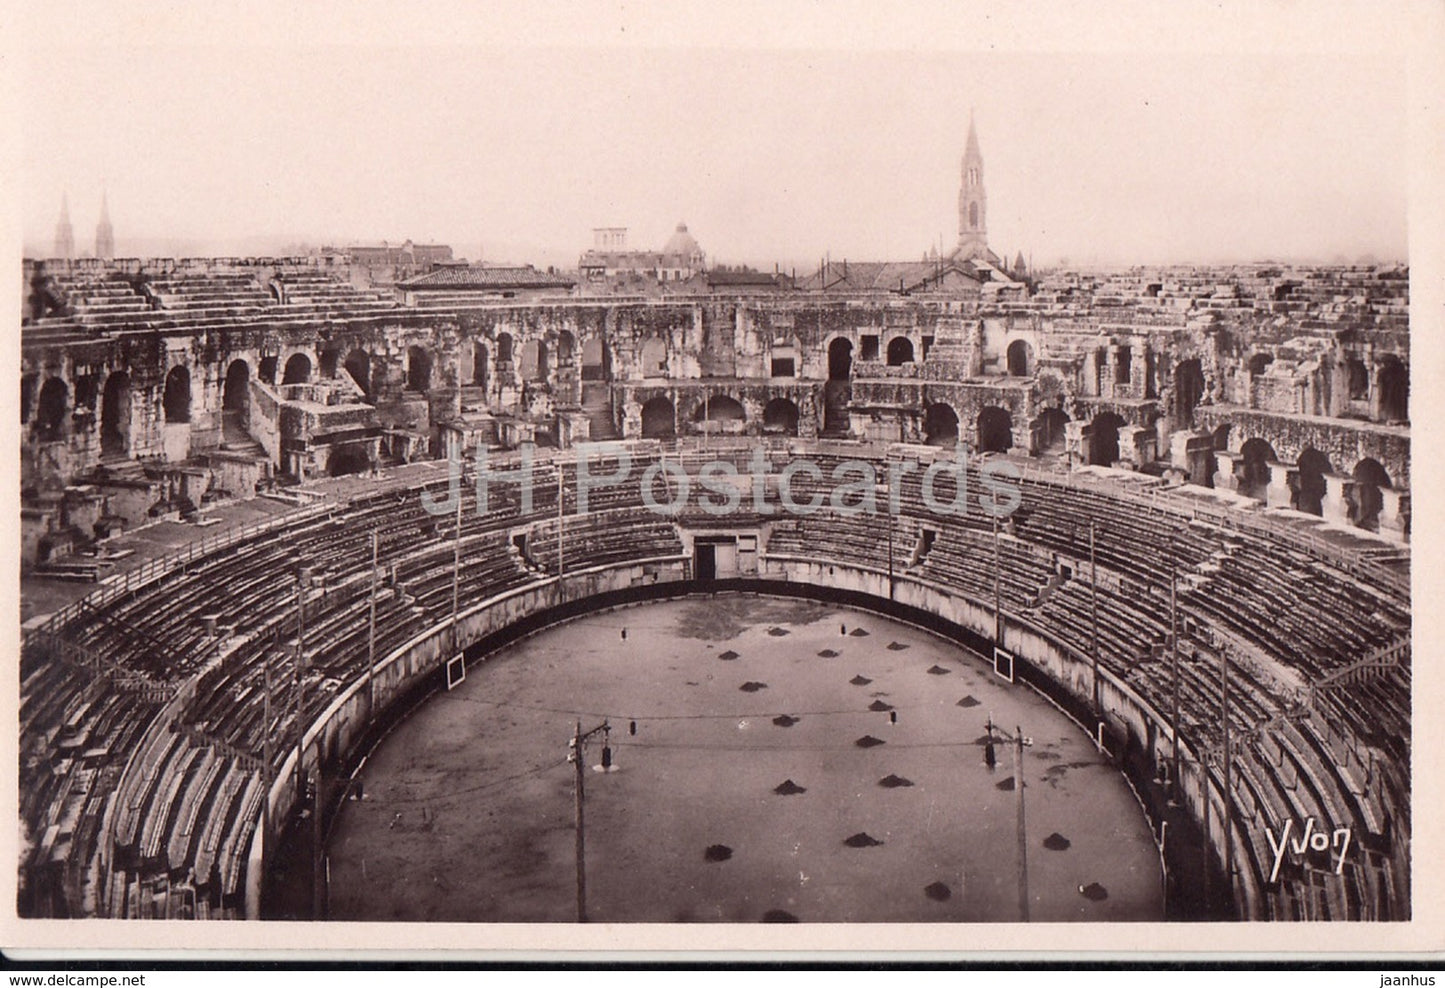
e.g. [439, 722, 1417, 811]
[54, 194, 75, 260]
[96, 187, 114, 259]
[956, 112, 989, 260]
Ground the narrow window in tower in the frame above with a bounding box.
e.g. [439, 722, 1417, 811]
[969, 203, 979, 229]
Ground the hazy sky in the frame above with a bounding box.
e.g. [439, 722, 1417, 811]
[14, 3, 1416, 268]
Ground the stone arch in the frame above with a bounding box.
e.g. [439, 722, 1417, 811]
[495, 332, 514, 365]
[520, 339, 549, 382]
[976, 405, 1013, 453]
[1377, 356, 1407, 423]
[344, 349, 371, 395]
[582, 337, 610, 381]
[763, 398, 800, 436]
[34, 377, 68, 443]
[1346, 357, 1369, 400]
[641, 337, 667, 378]
[1295, 447, 1333, 516]
[918, 402, 956, 447]
[828, 337, 853, 380]
[20, 374, 37, 425]
[1174, 359, 1205, 425]
[471, 343, 489, 389]
[258, 356, 278, 385]
[406, 346, 432, 393]
[557, 330, 575, 366]
[1032, 406, 1069, 454]
[1088, 411, 1125, 466]
[326, 444, 372, 477]
[1211, 424, 1231, 450]
[1352, 458, 1391, 531]
[640, 396, 675, 438]
[1239, 438, 1276, 501]
[223, 359, 251, 412]
[282, 353, 312, 386]
[163, 366, 192, 423]
[1006, 339, 1033, 377]
[318, 348, 341, 379]
[886, 336, 914, 366]
[101, 370, 131, 456]
[693, 394, 745, 424]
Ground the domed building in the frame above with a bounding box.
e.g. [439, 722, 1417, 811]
[659, 221, 705, 280]
[577, 221, 707, 285]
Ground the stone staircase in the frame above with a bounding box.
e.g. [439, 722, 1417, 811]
[581, 382, 618, 440]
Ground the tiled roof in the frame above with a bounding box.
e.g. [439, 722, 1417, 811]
[400, 266, 574, 290]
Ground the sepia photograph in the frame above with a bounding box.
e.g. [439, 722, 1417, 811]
[5, 0, 1443, 961]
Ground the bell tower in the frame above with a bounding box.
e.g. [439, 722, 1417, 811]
[956, 112, 988, 260]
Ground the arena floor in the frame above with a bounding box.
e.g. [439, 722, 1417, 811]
[324, 594, 1164, 922]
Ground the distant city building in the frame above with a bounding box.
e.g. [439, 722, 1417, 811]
[333, 239, 455, 286]
[53, 195, 74, 260]
[578, 222, 706, 284]
[397, 263, 575, 304]
[95, 190, 114, 260]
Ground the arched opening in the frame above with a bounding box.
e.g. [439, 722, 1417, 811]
[223, 359, 250, 414]
[74, 374, 97, 415]
[827, 338, 853, 381]
[1032, 407, 1069, 454]
[640, 397, 676, 439]
[1006, 339, 1032, 377]
[163, 366, 192, 423]
[1115, 346, 1132, 386]
[343, 350, 371, 395]
[762, 398, 800, 436]
[34, 378, 68, 443]
[1238, 438, 1276, 501]
[1144, 348, 1157, 398]
[1352, 459, 1391, 531]
[641, 337, 667, 378]
[1248, 353, 1274, 377]
[1377, 356, 1407, 423]
[1294, 448, 1332, 516]
[976, 405, 1013, 454]
[101, 371, 131, 457]
[520, 340, 549, 382]
[1174, 359, 1205, 425]
[326, 444, 372, 477]
[1346, 357, 1369, 400]
[582, 338, 609, 382]
[1211, 424, 1231, 450]
[886, 336, 914, 366]
[1087, 412, 1125, 466]
[282, 353, 312, 386]
[406, 346, 432, 393]
[923, 403, 960, 447]
[471, 343, 488, 389]
[557, 331, 575, 367]
[495, 333, 514, 366]
[319, 348, 341, 379]
[693, 395, 745, 426]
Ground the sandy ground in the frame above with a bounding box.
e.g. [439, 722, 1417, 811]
[325, 594, 1163, 923]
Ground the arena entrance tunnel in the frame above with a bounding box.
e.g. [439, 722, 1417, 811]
[260, 565, 1228, 924]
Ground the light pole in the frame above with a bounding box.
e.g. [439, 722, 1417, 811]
[568, 719, 611, 922]
[1011, 724, 1033, 921]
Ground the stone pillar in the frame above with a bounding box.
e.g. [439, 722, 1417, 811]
[1117, 425, 1147, 469]
[1266, 460, 1297, 510]
[1012, 420, 1033, 457]
[1379, 488, 1409, 544]
[1213, 450, 1241, 492]
[1322, 472, 1354, 527]
[1064, 420, 1087, 467]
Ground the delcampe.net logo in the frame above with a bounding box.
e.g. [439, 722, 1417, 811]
[420, 441, 1023, 521]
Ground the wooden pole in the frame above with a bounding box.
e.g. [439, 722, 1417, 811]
[1089, 520, 1100, 715]
[1014, 726, 1029, 921]
[366, 531, 377, 725]
[573, 720, 587, 923]
[1170, 548, 1181, 797]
